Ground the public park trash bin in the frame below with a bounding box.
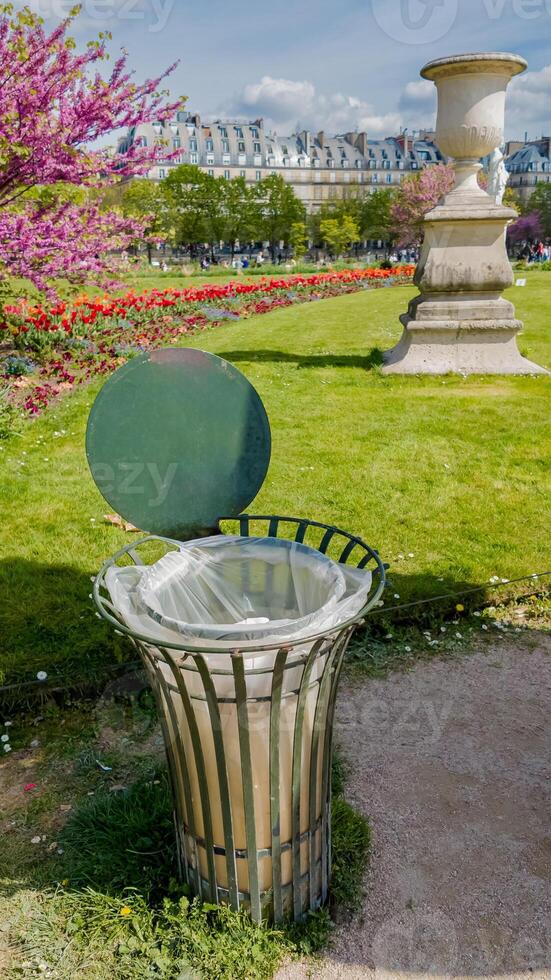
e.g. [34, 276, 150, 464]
[87, 348, 386, 923]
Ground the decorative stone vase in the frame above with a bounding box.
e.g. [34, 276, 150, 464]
[383, 52, 548, 375]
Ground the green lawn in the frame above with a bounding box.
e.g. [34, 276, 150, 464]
[1, 275, 550, 691]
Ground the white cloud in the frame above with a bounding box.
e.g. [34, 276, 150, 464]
[222, 75, 402, 137]
[508, 65, 551, 138]
[399, 79, 436, 119]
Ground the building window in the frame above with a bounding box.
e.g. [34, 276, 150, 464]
[383, 159, 390, 169]
[206, 154, 214, 165]
[372, 173, 379, 183]
[298, 157, 305, 167]
[224, 169, 230, 179]
[283, 157, 290, 167]
[235, 126, 243, 138]
[267, 155, 275, 166]
[208, 169, 214, 176]
[253, 154, 261, 166]
[312, 158, 320, 168]
[222, 139, 229, 153]
[220, 126, 228, 137]
[342, 159, 349, 168]
[189, 138, 197, 151]
[238, 154, 246, 166]
[253, 141, 261, 153]
[238, 141, 245, 152]
[189, 153, 198, 164]
[330, 172, 336, 183]
[159, 169, 166, 179]
[173, 138, 181, 149]
[251, 127, 259, 138]
[327, 159, 334, 168]
[206, 138, 213, 152]
[222, 154, 230, 165]
[255, 170, 262, 181]
[386, 173, 393, 183]
[240, 169, 246, 177]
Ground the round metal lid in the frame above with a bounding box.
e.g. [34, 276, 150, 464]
[86, 348, 271, 539]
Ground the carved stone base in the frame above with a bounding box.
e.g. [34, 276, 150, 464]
[382, 316, 548, 375]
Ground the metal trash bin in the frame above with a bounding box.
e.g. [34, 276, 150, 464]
[87, 349, 386, 923]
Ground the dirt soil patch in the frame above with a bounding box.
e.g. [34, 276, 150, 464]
[278, 634, 551, 980]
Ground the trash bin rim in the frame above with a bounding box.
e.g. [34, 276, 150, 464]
[93, 516, 386, 655]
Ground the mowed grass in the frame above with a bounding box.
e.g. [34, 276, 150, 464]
[0, 275, 550, 691]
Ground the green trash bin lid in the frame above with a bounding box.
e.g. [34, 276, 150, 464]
[86, 348, 271, 539]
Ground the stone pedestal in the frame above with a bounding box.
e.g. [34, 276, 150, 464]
[382, 52, 548, 376]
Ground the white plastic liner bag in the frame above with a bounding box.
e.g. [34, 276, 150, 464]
[105, 535, 372, 646]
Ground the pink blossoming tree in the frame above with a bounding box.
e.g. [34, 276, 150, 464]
[0, 3, 183, 296]
[391, 164, 455, 246]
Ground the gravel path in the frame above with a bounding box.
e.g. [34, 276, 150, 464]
[277, 635, 551, 980]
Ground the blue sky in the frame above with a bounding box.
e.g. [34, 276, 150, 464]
[20, 0, 551, 139]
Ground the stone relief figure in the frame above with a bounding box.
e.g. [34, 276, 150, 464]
[488, 147, 509, 205]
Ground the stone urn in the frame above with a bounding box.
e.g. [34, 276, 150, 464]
[383, 52, 547, 376]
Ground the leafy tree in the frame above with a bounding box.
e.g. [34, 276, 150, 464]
[221, 177, 262, 257]
[254, 175, 306, 260]
[320, 215, 360, 257]
[359, 188, 398, 242]
[308, 196, 361, 249]
[163, 165, 224, 257]
[120, 180, 170, 262]
[0, 3, 182, 297]
[289, 221, 309, 258]
[525, 183, 551, 237]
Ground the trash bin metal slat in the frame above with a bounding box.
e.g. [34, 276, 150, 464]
[269, 647, 289, 924]
[294, 521, 308, 544]
[194, 654, 239, 910]
[338, 539, 359, 564]
[140, 647, 189, 887]
[163, 649, 218, 904]
[145, 648, 200, 895]
[232, 653, 262, 923]
[318, 528, 336, 554]
[320, 628, 354, 902]
[308, 636, 343, 910]
[292, 638, 324, 921]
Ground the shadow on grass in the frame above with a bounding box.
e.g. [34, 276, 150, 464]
[0, 557, 130, 707]
[217, 348, 385, 370]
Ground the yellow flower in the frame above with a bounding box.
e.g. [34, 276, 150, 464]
[456, 603, 465, 613]
[120, 906, 132, 917]
[62, 879, 69, 887]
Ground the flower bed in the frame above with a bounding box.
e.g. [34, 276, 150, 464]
[0, 266, 414, 417]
